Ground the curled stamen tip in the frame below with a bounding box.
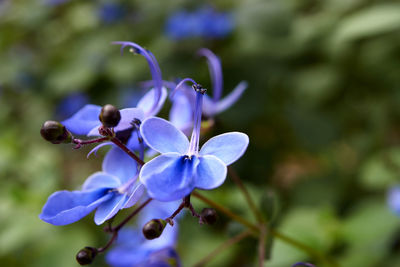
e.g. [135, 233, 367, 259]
[129, 47, 139, 54]
[192, 84, 207, 94]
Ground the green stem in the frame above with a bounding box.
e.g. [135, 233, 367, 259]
[192, 230, 252, 267]
[192, 191, 338, 267]
[228, 167, 264, 223]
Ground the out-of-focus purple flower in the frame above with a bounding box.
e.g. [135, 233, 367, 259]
[292, 263, 316, 267]
[98, 3, 125, 24]
[169, 49, 247, 133]
[165, 6, 234, 40]
[56, 92, 89, 120]
[45, 0, 69, 6]
[40, 147, 145, 225]
[106, 200, 181, 267]
[387, 186, 400, 215]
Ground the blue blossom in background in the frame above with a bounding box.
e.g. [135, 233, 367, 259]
[56, 92, 89, 120]
[170, 48, 247, 132]
[165, 6, 234, 40]
[40, 147, 144, 225]
[387, 186, 400, 216]
[98, 3, 125, 24]
[140, 82, 249, 201]
[106, 200, 181, 267]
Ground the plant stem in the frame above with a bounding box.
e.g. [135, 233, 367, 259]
[228, 167, 264, 223]
[258, 223, 266, 267]
[113, 198, 152, 232]
[192, 191, 337, 267]
[111, 137, 145, 166]
[192, 191, 258, 234]
[192, 230, 252, 267]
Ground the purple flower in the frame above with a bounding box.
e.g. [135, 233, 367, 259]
[140, 81, 249, 201]
[56, 92, 89, 120]
[106, 200, 181, 267]
[40, 147, 145, 225]
[292, 263, 316, 267]
[169, 49, 247, 131]
[165, 6, 234, 40]
[387, 186, 400, 216]
[98, 3, 125, 24]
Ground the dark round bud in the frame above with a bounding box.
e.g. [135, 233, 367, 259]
[201, 208, 218, 225]
[142, 219, 166, 240]
[76, 247, 97, 265]
[40, 120, 72, 144]
[99, 104, 121, 128]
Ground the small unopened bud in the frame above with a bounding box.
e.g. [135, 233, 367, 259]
[99, 104, 121, 128]
[200, 208, 218, 225]
[76, 247, 97, 265]
[40, 120, 72, 144]
[142, 219, 167, 240]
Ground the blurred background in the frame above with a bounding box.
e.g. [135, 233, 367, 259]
[1, 0, 400, 266]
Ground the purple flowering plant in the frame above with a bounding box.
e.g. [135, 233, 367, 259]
[39, 41, 333, 266]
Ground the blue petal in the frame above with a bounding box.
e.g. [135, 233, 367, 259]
[169, 90, 193, 134]
[39, 189, 112, 225]
[137, 87, 168, 117]
[139, 153, 198, 201]
[388, 186, 400, 216]
[106, 245, 150, 267]
[62, 104, 101, 135]
[114, 108, 145, 133]
[94, 192, 128, 225]
[203, 81, 247, 117]
[140, 117, 189, 154]
[82, 172, 121, 191]
[102, 147, 138, 184]
[124, 182, 146, 209]
[200, 132, 249, 165]
[194, 155, 227, 190]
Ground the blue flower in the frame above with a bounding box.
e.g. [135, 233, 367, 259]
[40, 147, 144, 225]
[98, 3, 125, 24]
[56, 92, 89, 120]
[165, 6, 234, 40]
[106, 200, 181, 267]
[387, 186, 400, 216]
[140, 82, 249, 201]
[169, 49, 247, 131]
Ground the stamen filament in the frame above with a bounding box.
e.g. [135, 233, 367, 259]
[112, 41, 162, 114]
[198, 48, 223, 101]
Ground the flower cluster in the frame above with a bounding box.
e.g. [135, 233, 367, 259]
[39, 41, 248, 266]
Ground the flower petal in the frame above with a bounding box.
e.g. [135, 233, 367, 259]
[39, 189, 112, 226]
[203, 81, 247, 117]
[82, 172, 122, 191]
[140, 117, 189, 154]
[194, 155, 227, 190]
[87, 142, 113, 158]
[139, 153, 198, 201]
[94, 193, 128, 225]
[62, 104, 101, 135]
[114, 108, 145, 133]
[200, 132, 249, 165]
[124, 182, 146, 209]
[102, 147, 138, 184]
[169, 90, 193, 134]
[137, 87, 168, 117]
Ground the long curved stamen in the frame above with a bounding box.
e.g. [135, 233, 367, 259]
[188, 84, 206, 156]
[197, 48, 223, 101]
[112, 41, 162, 114]
[170, 78, 197, 99]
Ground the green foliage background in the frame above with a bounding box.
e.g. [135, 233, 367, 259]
[1, 0, 400, 266]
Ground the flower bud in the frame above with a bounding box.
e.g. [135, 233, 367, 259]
[76, 247, 97, 265]
[40, 120, 72, 144]
[99, 104, 121, 128]
[142, 219, 167, 240]
[200, 208, 218, 225]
